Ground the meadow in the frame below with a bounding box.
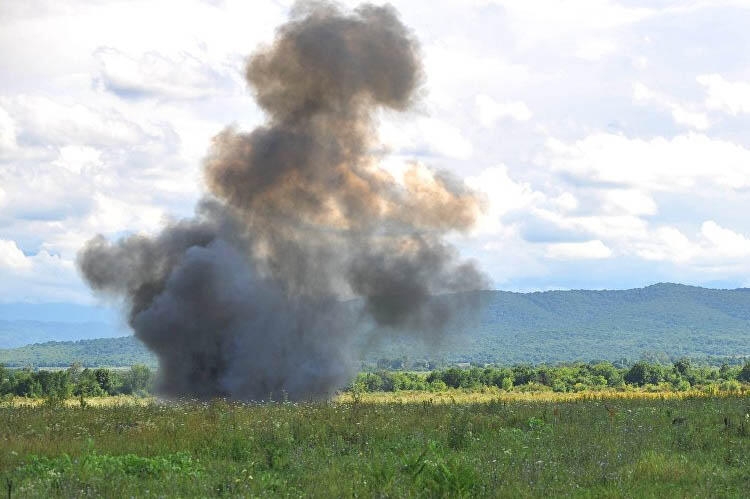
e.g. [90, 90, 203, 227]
[1, 391, 749, 497]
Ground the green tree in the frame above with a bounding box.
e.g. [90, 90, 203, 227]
[624, 362, 663, 386]
[94, 368, 114, 394]
[673, 358, 691, 377]
[121, 365, 153, 395]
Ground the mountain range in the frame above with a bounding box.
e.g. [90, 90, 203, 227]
[1, 283, 749, 367]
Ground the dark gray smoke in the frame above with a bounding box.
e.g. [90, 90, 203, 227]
[77, 1, 487, 400]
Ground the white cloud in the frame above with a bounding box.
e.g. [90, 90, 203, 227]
[422, 43, 529, 108]
[0, 240, 32, 270]
[634, 226, 693, 262]
[697, 74, 750, 115]
[94, 47, 230, 100]
[87, 193, 167, 237]
[545, 132, 750, 191]
[465, 165, 545, 234]
[547, 213, 649, 245]
[575, 38, 618, 61]
[699, 220, 750, 259]
[0, 105, 17, 153]
[379, 115, 474, 160]
[632, 82, 710, 130]
[546, 239, 612, 260]
[3, 0, 750, 299]
[476, 0, 653, 41]
[52, 145, 103, 175]
[475, 94, 532, 127]
[634, 221, 750, 267]
[553, 192, 578, 212]
[0, 241, 87, 303]
[601, 189, 658, 216]
[670, 106, 711, 130]
[0, 95, 147, 147]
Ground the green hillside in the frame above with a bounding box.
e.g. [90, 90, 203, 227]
[0, 336, 156, 368]
[2, 283, 750, 367]
[365, 283, 750, 365]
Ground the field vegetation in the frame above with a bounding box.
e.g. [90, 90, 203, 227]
[1, 393, 749, 497]
[4, 359, 750, 401]
[2, 360, 750, 496]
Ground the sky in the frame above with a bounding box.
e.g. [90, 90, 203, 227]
[2, 0, 750, 305]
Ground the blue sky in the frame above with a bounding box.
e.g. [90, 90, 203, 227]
[2, 0, 750, 305]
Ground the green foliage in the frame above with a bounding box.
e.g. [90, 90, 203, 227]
[2, 359, 749, 401]
[19, 452, 200, 480]
[0, 336, 156, 369]
[625, 362, 665, 386]
[120, 365, 154, 396]
[354, 360, 747, 394]
[0, 365, 155, 398]
[1, 396, 749, 496]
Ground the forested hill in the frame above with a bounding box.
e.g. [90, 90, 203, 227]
[2, 283, 750, 367]
[0, 337, 156, 368]
[369, 283, 750, 365]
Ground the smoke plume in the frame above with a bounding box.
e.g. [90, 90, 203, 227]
[77, 1, 487, 400]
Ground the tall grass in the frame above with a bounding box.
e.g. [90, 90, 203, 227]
[1, 394, 749, 497]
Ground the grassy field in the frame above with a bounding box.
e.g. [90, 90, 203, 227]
[1, 392, 749, 497]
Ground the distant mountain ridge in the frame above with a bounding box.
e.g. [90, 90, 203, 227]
[1, 283, 750, 367]
[0, 336, 156, 368]
[0, 301, 124, 349]
[370, 283, 750, 364]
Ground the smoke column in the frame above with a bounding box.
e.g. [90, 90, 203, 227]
[77, 1, 487, 400]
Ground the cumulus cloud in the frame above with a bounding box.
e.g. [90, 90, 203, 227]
[465, 165, 545, 234]
[699, 220, 750, 259]
[600, 188, 658, 216]
[422, 43, 529, 108]
[632, 82, 710, 130]
[0, 240, 32, 270]
[545, 132, 750, 191]
[0, 239, 87, 303]
[94, 47, 232, 100]
[3, 0, 750, 300]
[0, 105, 17, 154]
[629, 221, 750, 270]
[475, 94, 532, 126]
[0, 95, 147, 148]
[697, 74, 750, 115]
[475, 0, 653, 42]
[546, 239, 612, 260]
[379, 115, 474, 160]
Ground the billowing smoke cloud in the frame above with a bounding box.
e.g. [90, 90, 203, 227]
[77, 1, 487, 400]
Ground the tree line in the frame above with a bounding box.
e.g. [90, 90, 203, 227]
[0, 363, 153, 399]
[352, 359, 750, 393]
[2, 359, 750, 399]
